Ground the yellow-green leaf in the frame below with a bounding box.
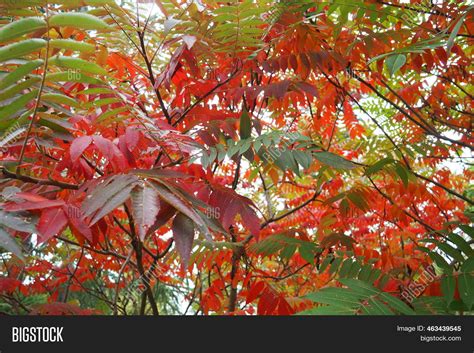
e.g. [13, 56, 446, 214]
[49, 39, 95, 53]
[0, 17, 47, 43]
[49, 13, 110, 30]
[48, 56, 107, 75]
[385, 54, 406, 77]
[0, 39, 46, 62]
[42, 93, 80, 108]
[0, 59, 43, 90]
[0, 89, 38, 120]
[45, 72, 102, 84]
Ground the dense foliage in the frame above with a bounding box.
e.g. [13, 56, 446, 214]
[0, 0, 473, 315]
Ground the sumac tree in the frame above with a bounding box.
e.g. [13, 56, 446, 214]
[0, 0, 472, 315]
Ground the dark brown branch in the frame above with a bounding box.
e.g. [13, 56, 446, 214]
[1, 167, 79, 190]
[174, 64, 241, 127]
[125, 205, 159, 315]
[354, 74, 473, 151]
[377, 1, 453, 18]
[55, 236, 134, 264]
[260, 190, 321, 228]
[137, 31, 172, 124]
[412, 171, 473, 205]
[367, 176, 439, 234]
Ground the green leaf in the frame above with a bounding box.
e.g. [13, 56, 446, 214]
[0, 89, 38, 120]
[378, 292, 415, 315]
[338, 259, 353, 278]
[429, 251, 451, 271]
[0, 78, 40, 102]
[395, 163, 409, 188]
[420, 238, 465, 263]
[319, 254, 334, 273]
[363, 297, 393, 315]
[329, 257, 343, 275]
[366, 157, 395, 175]
[447, 232, 473, 257]
[275, 150, 299, 174]
[297, 305, 355, 315]
[77, 87, 115, 95]
[304, 278, 412, 315]
[96, 106, 128, 123]
[0, 59, 43, 90]
[0, 211, 36, 233]
[239, 109, 251, 139]
[446, 11, 468, 53]
[441, 274, 456, 306]
[305, 287, 364, 308]
[49, 13, 110, 30]
[323, 193, 346, 205]
[293, 150, 312, 169]
[85, 97, 121, 108]
[37, 117, 72, 138]
[367, 268, 382, 283]
[339, 278, 379, 297]
[412, 296, 449, 314]
[347, 261, 361, 278]
[85, 0, 116, 4]
[238, 139, 252, 154]
[299, 244, 314, 264]
[48, 56, 107, 75]
[0, 227, 24, 261]
[459, 225, 474, 240]
[49, 39, 95, 53]
[280, 244, 296, 259]
[461, 256, 474, 272]
[0, 17, 47, 43]
[437, 242, 464, 263]
[347, 191, 369, 211]
[385, 54, 406, 76]
[42, 93, 79, 108]
[458, 271, 473, 310]
[357, 264, 372, 281]
[45, 72, 102, 84]
[314, 151, 357, 169]
[0, 39, 46, 62]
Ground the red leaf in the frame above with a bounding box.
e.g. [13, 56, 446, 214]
[14, 192, 49, 202]
[257, 288, 278, 315]
[30, 302, 99, 315]
[131, 182, 160, 240]
[37, 207, 68, 243]
[92, 135, 128, 170]
[0, 277, 22, 294]
[240, 204, 260, 238]
[263, 80, 290, 100]
[70, 135, 93, 162]
[5, 200, 65, 212]
[295, 81, 319, 98]
[125, 127, 139, 151]
[246, 281, 265, 304]
[221, 199, 240, 230]
[277, 296, 294, 315]
[145, 202, 177, 237]
[172, 212, 195, 268]
[209, 185, 260, 237]
[64, 205, 92, 243]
